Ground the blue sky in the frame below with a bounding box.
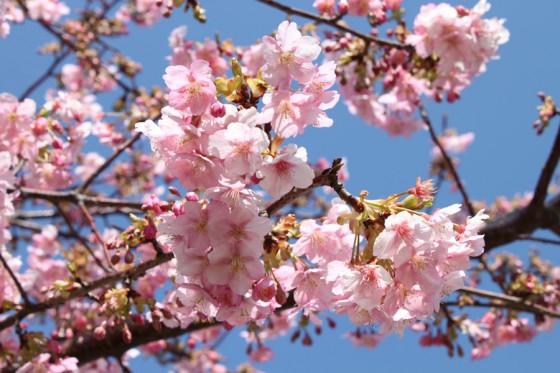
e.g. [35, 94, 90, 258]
[2, 0, 560, 372]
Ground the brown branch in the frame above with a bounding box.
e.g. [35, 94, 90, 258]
[12, 206, 141, 220]
[19, 48, 71, 101]
[447, 300, 560, 316]
[62, 320, 217, 366]
[528, 124, 560, 212]
[15, 187, 143, 210]
[481, 194, 560, 252]
[0, 252, 173, 332]
[254, 0, 409, 50]
[9, 218, 72, 238]
[419, 101, 475, 216]
[0, 251, 30, 306]
[77, 132, 142, 193]
[55, 203, 111, 273]
[515, 234, 560, 246]
[265, 158, 363, 216]
[459, 286, 560, 319]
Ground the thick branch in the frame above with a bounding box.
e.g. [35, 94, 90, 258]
[528, 124, 560, 212]
[481, 195, 560, 252]
[61, 320, 217, 366]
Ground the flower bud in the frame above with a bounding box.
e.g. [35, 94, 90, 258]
[124, 249, 134, 264]
[94, 325, 106, 340]
[186, 192, 199, 202]
[210, 102, 226, 118]
[337, 1, 348, 15]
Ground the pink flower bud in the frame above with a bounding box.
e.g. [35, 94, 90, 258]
[52, 137, 64, 149]
[168, 186, 181, 197]
[186, 192, 199, 202]
[172, 201, 184, 216]
[130, 313, 145, 325]
[385, 0, 402, 10]
[210, 102, 226, 118]
[33, 117, 48, 136]
[124, 249, 134, 264]
[187, 336, 196, 350]
[94, 325, 106, 340]
[110, 254, 120, 266]
[143, 223, 157, 240]
[337, 1, 348, 15]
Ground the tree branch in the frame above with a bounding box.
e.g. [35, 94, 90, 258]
[19, 48, 71, 101]
[528, 124, 560, 212]
[15, 187, 143, 210]
[0, 252, 174, 332]
[0, 251, 30, 306]
[419, 101, 475, 216]
[254, 0, 409, 50]
[77, 132, 142, 193]
[459, 286, 560, 319]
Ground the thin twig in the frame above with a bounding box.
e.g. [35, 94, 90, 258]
[15, 187, 143, 210]
[265, 158, 363, 216]
[9, 218, 72, 238]
[78, 132, 142, 193]
[516, 234, 560, 246]
[55, 203, 111, 273]
[459, 286, 560, 319]
[254, 0, 409, 50]
[19, 48, 71, 101]
[0, 251, 30, 306]
[76, 201, 106, 252]
[418, 101, 475, 216]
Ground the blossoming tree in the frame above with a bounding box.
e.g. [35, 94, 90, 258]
[1, 0, 560, 371]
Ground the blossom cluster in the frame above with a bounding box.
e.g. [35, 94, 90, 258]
[130, 20, 489, 351]
[320, 0, 508, 136]
[0, 1, 541, 370]
[289, 202, 487, 335]
[407, 0, 509, 100]
[0, 92, 97, 190]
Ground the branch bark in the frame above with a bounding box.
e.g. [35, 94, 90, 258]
[254, 0, 409, 50]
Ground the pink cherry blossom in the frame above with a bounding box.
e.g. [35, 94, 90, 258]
[163, 60, 217, 115]
[206, 244, 265, 295]
[208, 116, 269, 176]
[257, 90, 317, 138]
[207, 202, 271, 253]
[373, 211, 433, 260]
[259, 144, 315, 198]
[26, 0, 70, 23]
[261, 20, 321, 88]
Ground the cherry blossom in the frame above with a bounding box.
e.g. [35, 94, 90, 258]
[261, 20, 321, 88]
[163, 60, 217, 115]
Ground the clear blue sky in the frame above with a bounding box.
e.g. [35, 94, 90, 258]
[2, 1, 560, 372]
